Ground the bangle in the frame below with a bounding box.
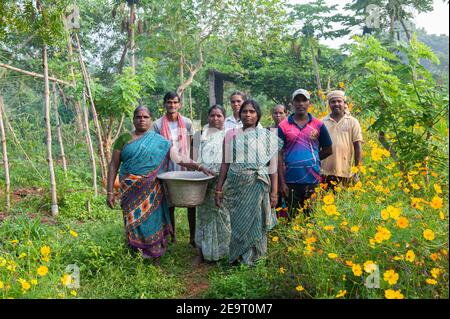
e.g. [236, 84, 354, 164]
[198, 164, 203, 171]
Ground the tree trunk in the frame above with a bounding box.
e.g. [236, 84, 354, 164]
[82, 89, 98, 197]
[0, 96, 11, 211]
[129, 3, 136, 74]
[311, 45, 322, 91]
[65, 33, 84, 133]
[177, 48, 204, 98]
[189, 88, 193, 122]
[74, 33, 108, 185]
[52, 82, 68, 177]
[43, 44, 59, 216]
[180, 54, 185, 108]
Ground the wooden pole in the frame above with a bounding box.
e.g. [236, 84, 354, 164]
[74, 33, 107, 185]
[52, 81, 68, 177]
[0, 96, 11, 211]
[129, 3, 136, 73]
[43, 44, 59, 216]
[82, 89, 98, 197]
[0, 62, 73, 87]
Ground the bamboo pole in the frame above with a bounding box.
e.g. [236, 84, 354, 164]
[43, 44, 59, 216]
[0, 96, 11, 211]
[82, 89, 98, 197]
[52, 82, 68, 177]
[0, 62, 73, 87]
[74, 33, 107, 185]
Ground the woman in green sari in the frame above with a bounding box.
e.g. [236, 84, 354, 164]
[194, 105, 231, 264]
[107, 106, 212, 265]
[215, 100, 283, 266]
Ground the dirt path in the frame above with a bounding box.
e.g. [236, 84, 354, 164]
[180, 262, 212, 298]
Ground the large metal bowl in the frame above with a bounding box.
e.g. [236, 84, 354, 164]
[157, 171, 215, 207]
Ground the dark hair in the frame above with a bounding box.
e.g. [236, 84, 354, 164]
[163, 91, 180, 103]
[207, 104, 226, 117]
[229, 90, 247, 101]
[272, 104, 287, 113]
[239, 99, 262, 126]
[133, 105, 152, 118]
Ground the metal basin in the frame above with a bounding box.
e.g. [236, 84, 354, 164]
[157, 171, 215, 207]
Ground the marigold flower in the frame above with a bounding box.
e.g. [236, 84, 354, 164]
[385, 289, 404, 299]
[387, 206, 401, 220]
[322, 204, 339, 216]
[363, 260, 377, 273]
[439, 211, 445, 220]
[279, 267, 286, 274]
[70, 290, 77, 297]
[323, 194, 335, 205]
[272, 236, 279, 243]
[31, 279, 38, 285]
[339, 81, 345, 88]
[430, 196, 443, 209]
[352, 264, 362, 277]
[336, 290, 347, 298]
[396, 217, 409, 229]
[380, 209, 390, 220]
[292, 224, 301, 231]
[40, 246, 51, 256]
[69, 230, 78, 238]
[383, 269, 399, 285]
[37, 266, 48, 277]
[430, 253, 439, 261]
[431, 268, 442, 279]
[405, 250, 415, 262]
[426, 278, 437, 285]
[345, 260, 353, 267]
[323, 225, 335, 231]
[19, 279, 31, 291]
[61, 274, 72, 287]
[0, 281, 4, 289]
[423, 229, 435, 241]
[296, 285, 305, 292]
[350, 226, 360, 233]
[433, 184, 442, 194]
[328, 253, 338, 259]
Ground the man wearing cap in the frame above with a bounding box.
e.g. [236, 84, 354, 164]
[320, 90, 363, 189]
[278, 89, 333, 219]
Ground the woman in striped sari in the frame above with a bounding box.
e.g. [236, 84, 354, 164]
[107, 106, 212, 265]
[215, 100, 283, 265]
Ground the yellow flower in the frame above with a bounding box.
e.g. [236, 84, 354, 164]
[339, 81, 345, 88]
[30, 279, 38, 285]
[345, 260, 353, 266]
[393, 255, 404, 261]
[380, 209, 390, 220]
[363, 260, 377, 273]
[396, 217, 409, 229]
[304, 237, 317, 244]
[18, 252, 27, 259]
[387, 206, 401, 220]
[61, 274, 72, 287]
[20, 279, 31, 291]
[431, 268, 442, 279]
[385, 289, 404, 299]
[70, 290, 77, 297]
[296, 285, 305, 292]
[430, 253, 439, 261]
[411, 183, 421, 190]
[323, 193, 335, 205]
[69, 230, 79, 237]
[423, 229, 435, 241]
[322, 204, 339, 216]
[383, 269, 399, 285]
[439, 211, 445, 220]
[350, 226, 360, 233]
[328, 253, 338, 259]
[352, 264, 363, 277]
[430, 196, 443, 209]
[37, 265, 48, 277]
[40, 246, 51, 256]
[279, 267, 286, 274]
[374, 226, 391, 243]
[0, 281, 3, 289]
[292, 224, 301, 231]
[10, 239, 19, 245]
[405, 250, 415, 262]
[336, 290, 347, 298]
[426, 278, 437, 285]
[433, 184, 442, 194]
[323, 225, 335, 231]
[351, 166, 359, 174]
[272, 236, 279, 243]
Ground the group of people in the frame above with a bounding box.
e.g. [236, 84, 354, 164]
[106, 88, 363, 266]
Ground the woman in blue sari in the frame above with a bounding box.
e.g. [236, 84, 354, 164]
[107, 106, 212, 264]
